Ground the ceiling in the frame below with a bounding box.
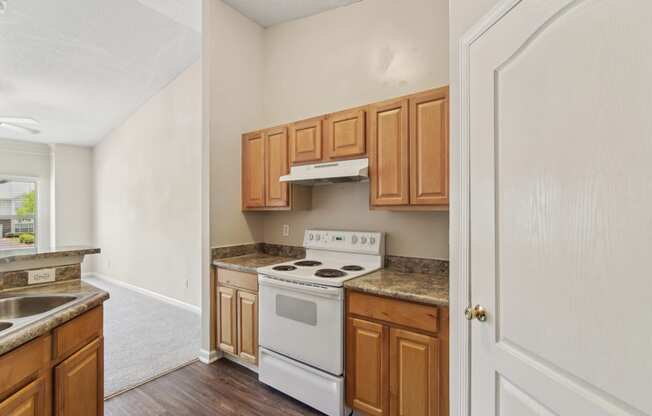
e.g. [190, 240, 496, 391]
[223, 0, 362, 27]
[0, 0, 201, 146]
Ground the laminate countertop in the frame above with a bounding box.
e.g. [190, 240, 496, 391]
[213, 253, 296, 274]
[0, 280, 109, 355]
[0, 246, 101, 265]
[344, 269, 449, 306]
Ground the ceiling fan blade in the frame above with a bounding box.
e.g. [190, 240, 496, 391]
[0, 117, 39, 125]
[0, 122, 40, 135]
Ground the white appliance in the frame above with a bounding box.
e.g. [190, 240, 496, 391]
[258, 229, 385, 416]
[279, 158, 368, 185]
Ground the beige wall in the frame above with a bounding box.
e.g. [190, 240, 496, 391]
[207, 0, 265, 248]
[260, 0, 450, 259]
[92, 61, 202, 307]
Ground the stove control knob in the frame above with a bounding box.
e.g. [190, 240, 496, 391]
[316, 234, 321, 241]
[370, 237, 376, 245]
[361, 236, 367, 244]
[351, 235, 358, 244]
[309, 233, 314, 240]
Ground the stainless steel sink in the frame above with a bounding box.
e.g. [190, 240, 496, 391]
[0, 296, 77, 320]
[0, 322, 12, 332]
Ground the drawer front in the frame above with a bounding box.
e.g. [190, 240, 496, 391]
[217, 268, 257, 292]
[0, 336, 50, 400]
[53, 306, 102, 362]
[347, 291, 438, 335]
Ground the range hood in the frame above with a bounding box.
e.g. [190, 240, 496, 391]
[280, 158, 369, 185]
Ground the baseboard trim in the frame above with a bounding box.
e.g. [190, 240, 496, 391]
[83, 272, 201, 315]
[198, 349, 220, 364]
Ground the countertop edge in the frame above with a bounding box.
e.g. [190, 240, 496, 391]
[0, 286, 110, 355]
[212, 260, 258, 274]
[0, 247, 102, 265]
[343, 283, 449, 307]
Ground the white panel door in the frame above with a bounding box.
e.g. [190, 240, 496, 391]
[466, 0, 652, 415]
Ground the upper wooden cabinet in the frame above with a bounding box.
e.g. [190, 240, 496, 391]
[289, 118, 323, 165]
[265, 127, 289, 208]
[241, 86, 448, 211]
[241, 131, 266, 209]
[369, 86, 449, 210]
[369, 99, 410, 206]
[409, 89, 449, 206]
[325, 108, 366, 161]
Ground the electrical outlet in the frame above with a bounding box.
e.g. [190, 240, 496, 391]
[282, 224, 290, 237]
[28, 268, 55, 285]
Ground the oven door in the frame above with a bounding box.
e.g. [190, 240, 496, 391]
[258, 274, 344, 375]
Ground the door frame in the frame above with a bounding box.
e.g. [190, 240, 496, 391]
[450, 1, 528, 415]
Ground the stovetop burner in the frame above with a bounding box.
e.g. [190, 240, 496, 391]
[341, 265, 364, 271]
[294, 260, 323, 267]
[273, 265, 297, 271]
[315, 269, 347, 278]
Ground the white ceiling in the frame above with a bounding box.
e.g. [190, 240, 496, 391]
[0, 0, 201, 146]
[223, 0, 362, 27]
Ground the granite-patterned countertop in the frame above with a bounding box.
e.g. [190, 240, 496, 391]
[0, 246, 101, 264]
[344, 269, 449, 306]
[0, 280, 109, 355]
[213, 253, 296, 274]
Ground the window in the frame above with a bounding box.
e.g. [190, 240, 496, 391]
[0, 179, 37, 251]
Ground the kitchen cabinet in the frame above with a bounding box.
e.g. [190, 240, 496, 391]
[289, 117, 323, 165]
[0, 307, 104, 416]
[369, 86, 449, 210]
[242, 131, 266, 209]
[346, 318, 388, 416]
[409, 89, 449, 206]
[325, 108, 366, 161]
[217, 286, 237, 355]
[0, 377, 47, 416]
[346, 291, 448, 416]
[265, 127, 289, 207]
[236, 290, 258, 364]
[216, 268, 259, 365]
[242, 127, 311, 211]
[369, 99, 410, 207]
[54, 338, 103, 416]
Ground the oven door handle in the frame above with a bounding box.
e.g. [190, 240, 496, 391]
[258, 275, 344, 300]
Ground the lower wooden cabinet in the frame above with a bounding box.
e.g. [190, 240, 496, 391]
[217, 286, 237, 355]
[346, 318, 388, 416]
[0, 377, 48, 416]
[389, 329, 439, 416]
[54, 338, 103, 416]
[216, 268, 259, 365]
[346, 292, 448, 416]
[0, 306, 104, 416]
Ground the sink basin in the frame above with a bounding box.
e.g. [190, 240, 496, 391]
[0, 296, 77, 320]
[0, 322, 12, 332]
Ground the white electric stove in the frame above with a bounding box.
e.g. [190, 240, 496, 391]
[257, 229, 385, 416]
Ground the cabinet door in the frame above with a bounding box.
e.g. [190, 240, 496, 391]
[289, 118, 322, 164]
[389, 329, 439, 416]
[217, 286, 237, 355]
[0, 377, 47, 416]
[265, 127, 289, 207]
[54, 338, 103, 416]
[346, 318, 388, 416]
[369, 99, 410, 206]
[236, 290, 258, 364]
[409, 88, 449, 206]
[242, 132, 266, 209]
[325, 109, 366, 160]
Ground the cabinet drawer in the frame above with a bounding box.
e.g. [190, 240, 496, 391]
[0, 336, 50, 400]
[347, 291, 438, 335]
[217, 269, 258, 292]
[53, 306, 102, 362]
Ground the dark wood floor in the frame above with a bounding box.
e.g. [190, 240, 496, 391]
[105, 359, 324, 416]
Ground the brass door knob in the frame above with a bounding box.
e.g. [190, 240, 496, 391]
[465, 305, 487, 322]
